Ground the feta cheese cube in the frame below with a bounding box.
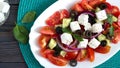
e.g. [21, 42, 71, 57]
[96, 10, 107, 21]
[60, 33, 73, 45]
[70, 21, 81, 32]
[0, 12, 5, 22]
[78, 14, 89, 26]
[91, 23, 103, 33]
[88, 38, 100, 49]
[78, 39, 88, 48]
[0, 2, 10, 13]
[84, 23, 92, 31]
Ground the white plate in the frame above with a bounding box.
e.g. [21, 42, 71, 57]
[29, 0, 120, 68]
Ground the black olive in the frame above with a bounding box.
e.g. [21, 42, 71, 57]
[70, 10, 78, 21]
[84, 30, 92, 38]
[98, 3, 107, 10]
[53, 51, 60, 57]
[53, 44, 62, 52]
[55, 27, 63, 34]
[100, 40, 107, 47]
[88, 15, 96, 25]
[69, 60, 77, 67]
[75, 30, 83, 36]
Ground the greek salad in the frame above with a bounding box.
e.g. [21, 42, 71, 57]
[38, 0, 120, 67]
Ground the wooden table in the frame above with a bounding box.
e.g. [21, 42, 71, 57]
[0, 0, 27, 68]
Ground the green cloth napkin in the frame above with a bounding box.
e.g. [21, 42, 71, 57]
[17, 0, 120, 68]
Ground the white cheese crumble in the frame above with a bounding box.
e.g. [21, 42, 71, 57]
[88, 38, 100, 49]
[91, 23, 103, 33]
[60, 33, 73, 45]
[0, 12, 5, 22]
[0, 2, 10, 13]
[78, 39, 88, 48]
[70, 21, 81, 32]
[96, 10, 107, 21]
[78, 14, 89, 26]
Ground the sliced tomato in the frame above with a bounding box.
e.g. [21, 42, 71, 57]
[117, 14, 120, 26]
[40, 48, 54, 58]
[94, 45, 111, 54]
[47, 54, 68, 66]
[76, 49, 87, 61]
[104, 2, 112, 14]
[46, 11, 60, 26]
[40, 26, 56, 35]
[112, 29, 120, 43]
[88, 0, 106, 8]
[81, 0, 93, 10]
[65, 51, 78, 60]
[60, 9, 70, 20]
[111, 6, 120, 17]
[38, 34, 51, 48]
[71, 3, 84, 13]
[87, 47, 95, 62]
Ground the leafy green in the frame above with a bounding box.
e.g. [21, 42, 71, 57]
[73, 34, 83, 41]
[107, 14, 113, 25]
[62, 28, 72, 34]
[109, 26, 114, 36]
[13, 25, 29, 44]
[22, 11, 36, 23]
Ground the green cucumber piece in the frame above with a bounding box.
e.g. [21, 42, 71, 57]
[60, 51, 66, 57]
[98, 34, 106, 41]
[62, 18, 71, 28]
[48, 39, 57, 49]
[112, 15, 118, 22]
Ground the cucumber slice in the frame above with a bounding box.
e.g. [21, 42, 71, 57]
[48, 39, 57, 49]
[112, 15, 118, 22]
[98, 34, 106, 41]
[106, 39, 110, 45]
[60, 51, 66, 57]
[62, 18, 71, 28]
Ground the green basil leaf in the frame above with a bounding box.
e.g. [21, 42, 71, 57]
[62, 28, 72, 34]
[109, 26, 114, 36]
[73, 34, 83, 41]
[13, 25, 29, 44]
[22, 11, 36, 23]
[107, 14, 113, 25]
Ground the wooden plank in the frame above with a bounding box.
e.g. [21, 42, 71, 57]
[0, 41, 25, 62]
[9, 0, 19, 5]
[0, 63, 27, 68]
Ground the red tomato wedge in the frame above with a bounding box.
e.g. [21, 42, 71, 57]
[112, 29, 120, 43]
[111, 6, 120, 17]
[40, 48, 54, 58]
[87, 47, 95, 62]
[117, 14, 120, 26]
[81, 0, 93, 10]
[40, 26, 56, 35]
[76, 49, 87, 61]
[88, 0, 106, 8]
[47, 54, 68, 66]
[60, 9, 70, 20]
[71, 3, 84, 13]
[46, 11, 61, 26]
[65, 51, 78, 60]
[38, 34, 51, 48]
[94, 46, 111, 54]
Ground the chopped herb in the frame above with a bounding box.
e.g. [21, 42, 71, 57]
[22, 11, 36, 23]
[107, 14, 113, 25]
[109, 26, 114, 36]
[73, 34, 83, 41]
[62, 28, 72, 34]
